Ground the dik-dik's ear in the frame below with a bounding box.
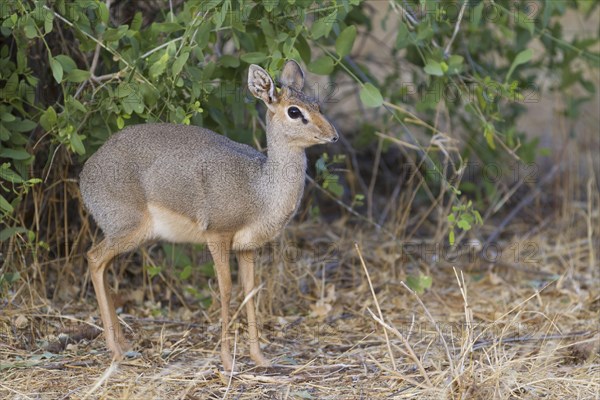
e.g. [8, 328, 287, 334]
[279, 60, 304, 91]
[248, 64, 276, 110]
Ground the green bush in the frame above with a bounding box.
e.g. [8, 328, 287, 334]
[0, 0, 598, 282]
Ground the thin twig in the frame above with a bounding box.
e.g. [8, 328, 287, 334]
[444, 0, 468, 56]
[90, 0, 112, 76]
[141, 37, 184, 59]
[222, 330, 238, 399]
[366, 309, 432, 387]
[354, 243, 397, 371]
[472, 330, 595, 351]
[400, 280, 455, 378]
[81, 361, 118, 400]
[367, 136, 383, 220]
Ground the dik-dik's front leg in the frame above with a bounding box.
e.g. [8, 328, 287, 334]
[208, 238, 234, 371]
[237, 249, 270, 367]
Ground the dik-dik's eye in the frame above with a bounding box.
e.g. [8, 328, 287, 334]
[287, 106, 303, 119]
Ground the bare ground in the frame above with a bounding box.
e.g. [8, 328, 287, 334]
[1, 198, 599, 399]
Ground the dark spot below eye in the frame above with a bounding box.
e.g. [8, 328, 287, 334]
[301, 117, 308, 124]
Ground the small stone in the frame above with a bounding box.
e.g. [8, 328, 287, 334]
[124, 350, 142, 358]
[66, 343, 78, 352]
[58, 332, 70, 343]
[15, 315, 28, 329]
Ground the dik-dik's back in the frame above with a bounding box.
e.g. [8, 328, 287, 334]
[80, 123, 267, 241]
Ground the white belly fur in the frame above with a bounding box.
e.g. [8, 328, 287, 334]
[147, 203, 278, 249]
[148, 203, 207, 243]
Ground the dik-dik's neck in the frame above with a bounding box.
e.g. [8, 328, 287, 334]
[260, 127, 307, 212]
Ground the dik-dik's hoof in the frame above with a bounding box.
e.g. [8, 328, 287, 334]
[221, 351, 234, 372]
[251, 351, 271, 368]
[107, 339, 131, 360]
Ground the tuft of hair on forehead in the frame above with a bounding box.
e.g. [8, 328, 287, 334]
[278, 86, 321, 112]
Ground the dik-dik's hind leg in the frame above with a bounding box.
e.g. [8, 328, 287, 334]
[87, 230, 145, 358]
[208, 237, 234, 371]
[237, 249, 270, 367]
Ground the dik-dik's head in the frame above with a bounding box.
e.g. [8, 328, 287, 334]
[248, 60, 339, 148]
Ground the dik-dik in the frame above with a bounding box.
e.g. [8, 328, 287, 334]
[80, 60, 338, 370]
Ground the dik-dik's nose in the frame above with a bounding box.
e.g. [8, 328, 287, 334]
[329, 123, 339, 142]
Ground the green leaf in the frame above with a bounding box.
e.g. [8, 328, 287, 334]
[44, 12, 54, 34]
[315, 157, 327, 174]
[0, 148, 32, 160]
[516, 11, 535, 36]
[66, 69, 91, 83]
[263, 1, 276, 12]
[1, 113, 15, 122]
[172, 52, 189, 77]
[220, 55, 240, 68]
[335, 26, 357, 58]
[260, 19, 275, 38]
[0, 195, 14, 214]
[311, 11, 337, 39]
[149, 52, 169, 79]
[116, 82, 135, 98]
[98, 2, 109, 24]
[447, 55, 464, 75]
[506, 49, 533, 82]
[424, 60, 444, 76]
[421, 275, 432, 290]
[40, 107, 57, 131]
[68, 97, 87, 113]
[295, 35, 311, 65]
[359, 83, 383, 108]
[146, 265, 162, 279]
[163, 243, 192, 268]
[103, 26, 128, 41]
[308, 56, 334, 75]
[130, 12, 143, 31]
[406, 273, 432, 295]
[449, 229, 455, 245]
[198, 261, 215, 278]
[0, 165, 24, 183]
[55, 55, 77, 73]
[484, 123, 496, 150]
[470, 1, 484, 28]
[200, 0, 222, 13]
[3, 73, 18, 97]
[395, 21, 411, 49]
[0, 227, 28, 241]
[49, 57, 63, 83]
[0, 124, 8, 141]
[416, 23, 434, 41]
[24, 18, 37, 39]
[70, 133, 86, 155]
[7, 119, 37, 133]
[457, 219, 471, 231]
[179, 265, 192, 280]
[117, 116, 125, 129]
[241, 52, 267, 64]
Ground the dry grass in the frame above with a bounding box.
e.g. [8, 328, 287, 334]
[1, 187, 599, 399]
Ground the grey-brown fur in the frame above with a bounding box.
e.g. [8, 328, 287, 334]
[79, 60, 338, 370]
